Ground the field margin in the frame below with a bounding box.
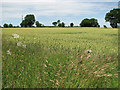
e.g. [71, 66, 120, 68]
[118, 27, 120, 89]
[0, 1, 2, 89]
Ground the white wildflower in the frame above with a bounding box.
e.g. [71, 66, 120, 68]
[7, 49, 11, 55]
[22, 44, 26, 48]
[17, 42, 22, 47]
[12, 34, 19, 38]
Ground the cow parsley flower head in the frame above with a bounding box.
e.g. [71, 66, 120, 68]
[12, 34, 19, 38]
[17, 42, 22, 47]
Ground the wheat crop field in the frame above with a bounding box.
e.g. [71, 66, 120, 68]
[2, 27, 118, 88]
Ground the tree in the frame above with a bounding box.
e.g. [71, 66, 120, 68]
[52, 22, 57, 26]
[57, 20, 61, 26]
[14, 25, 19, 28]
[9, 24, 13, 28]
[20, 20, 27, 27]
[61, 22, 65, 27]
[25, 14, 35, 27]
[103, 25, 107, 28]
[70, 23, 74, 27]
[58, 23, 62, 27]
[3, 23, 8, 28]
[17, 25, 19, 27]
[105, 8, 120, 28]
[57, 20, 60, 24]
[80, 18, 100, 27]
[58, 22, 65, 27]
[36, 21, 43, 27]
[80, 18, 89, 27]
[20, 14, 35, 27]
[52, 20, 65, 27]
[98, 25, 100, 27]
[36, 21, 40, 27]
[90, 18, 100, 27]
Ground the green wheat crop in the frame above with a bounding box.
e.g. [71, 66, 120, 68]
[2, 27, 118, 88]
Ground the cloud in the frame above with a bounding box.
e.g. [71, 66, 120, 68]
[2, 1, 118, 27]
[2, 2, 118, 18]
[33, 2, 97, 16]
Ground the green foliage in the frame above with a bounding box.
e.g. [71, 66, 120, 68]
[20, 20, 27, 27]
[13, 26, 19, 28]
[20, 14, 35, 27]
[2, 28, 118, 88]
[36, 21, 43, 27]
[52, 22, 57, 26]
[103, 25, 107, 28]
[61, 22, 65, 27]
[58, 23, 61, 27]
[3, 23, 8, 28]
[8, 24, 13, 28]
[57, 20, 60, 24]
[105, 8, 120, 28]
[70, 23, 74, 27]
[80, 18, 100, 27]
[58, 22, 65, 27]
[52, 20, 65, 27]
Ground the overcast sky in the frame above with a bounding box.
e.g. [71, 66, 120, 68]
[1, 0, 119, 27]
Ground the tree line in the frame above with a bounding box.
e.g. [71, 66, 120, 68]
[2, 8, 120, 28]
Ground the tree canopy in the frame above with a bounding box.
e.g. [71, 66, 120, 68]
[52, 22, 57, 26]
[80, 18, 100, 27]
[9, 24, 13, 28]
[105, 8, 120, 28]
[20, 14, 35, 27]
[3, 23, 8, 28]
[36, 21, 43, 27]
[52, 20, 65, 27]
[70, 23, 74, 27]
[57, 20, 60, 24]
[61, 22, 65, 27]
[103, 25, 107, 28]
[58, 22, 65, 27]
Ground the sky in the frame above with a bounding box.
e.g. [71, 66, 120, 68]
[1, 0, 120, 27]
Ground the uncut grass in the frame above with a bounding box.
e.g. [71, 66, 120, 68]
[2, 28, 118, 88]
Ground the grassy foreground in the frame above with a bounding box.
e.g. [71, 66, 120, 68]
[2, 27, 118, 88]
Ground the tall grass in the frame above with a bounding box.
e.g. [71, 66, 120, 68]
[2, 27, 118, 88]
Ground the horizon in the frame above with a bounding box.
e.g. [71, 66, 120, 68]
[1, 0, 119, 27]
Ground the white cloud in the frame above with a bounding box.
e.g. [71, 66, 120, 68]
[2, 2, 108, 17]
[33, 2, 96, 16]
